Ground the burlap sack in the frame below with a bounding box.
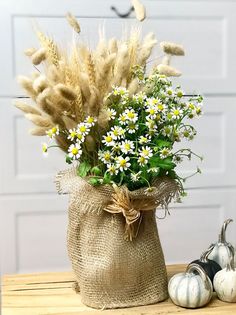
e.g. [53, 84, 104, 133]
[55, 168, 180, 309]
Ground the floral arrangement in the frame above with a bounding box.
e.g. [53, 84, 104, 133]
[16, 9, 203, 194]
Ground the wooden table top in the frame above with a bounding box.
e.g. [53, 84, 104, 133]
[2, 264, 236, 315]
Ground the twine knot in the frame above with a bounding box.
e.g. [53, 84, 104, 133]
[104, 184, 156, 241]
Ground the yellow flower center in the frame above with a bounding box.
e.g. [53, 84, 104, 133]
[105, 136, 112, 143]
[173, 110, 180, 116]
[158, 104, 164, 111]
[177, 91, 183, 97]
[87, 117, 94, 123]
[104, 153, 111, 161]
[167, 113, 172, 119]
[142, 149, 149, 156]
[124, 143, 131, 150]
[79, 126, 87, 133]
[77, 133, 83, 140]
[165, 127, 171, 134]
[149, 109, 155, 115]
[42, 145, 47, 153]
[70, 131, 77, 138]
[72, 148, 79, 155]
[139, 156, 145, 163]
[127, 112, 135, 119]
[129, 124, 135, 130]
[113, 130, 119, 136]
[120, 159, 127, 167]
[51, 127, 57, 134]
[120, 115, 126, 121]
[167, 90, 172, 95]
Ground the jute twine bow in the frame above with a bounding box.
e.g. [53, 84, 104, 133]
[104, 185, 157, 241]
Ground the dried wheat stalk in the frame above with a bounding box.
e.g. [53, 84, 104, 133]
[17, 14, 185, 152]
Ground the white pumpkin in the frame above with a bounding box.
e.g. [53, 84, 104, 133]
[168, 263, 213, 308]
[214, 248, 236, 302]
[208, 219, 235, 268]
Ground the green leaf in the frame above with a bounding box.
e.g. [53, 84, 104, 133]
[149, 156, 176, 170]
[77, 161, 91, 177]
[65, 155, 72, 164]
[88, 177, 100, 186]
[103, 173, 111, 184]
[155, 139, 172, 148]
[91, 166, 102, 176]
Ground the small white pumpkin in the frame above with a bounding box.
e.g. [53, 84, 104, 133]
[214, 247, 236, 302]
[168, 263, 213, 308]
[208, 219, 235, 268]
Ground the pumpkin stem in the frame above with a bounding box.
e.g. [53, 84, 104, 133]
[218, 219, 233, 243]
[186, 263, 212, 291]
[200, 244, 215, 262]
[226, 246, 235, 272]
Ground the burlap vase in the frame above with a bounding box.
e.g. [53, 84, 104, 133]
[55, 168, 180, 309]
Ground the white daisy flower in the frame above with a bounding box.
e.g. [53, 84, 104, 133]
[147, 167, 160, 174]
[127, 123, 138, 134]
[171, 108, 183, 119]
[46, 126, 59, 139]
[107, 108, 116, 120]
[146, 97, 160, 107]
[98, 150, 113, 164]
[42, 143, 48, 156]
[107, 163, 118, 176]
[102, 133, 115, 147]
[116, 156, 131, 171]
[166, 88, 174, 96]
[131, 171, 142, 182]
[145, 119, 157, 131]
[110, 126, 125, 140]
[112, 86, 128, 97]
[159, 147, 171, 159]
[112, 144, 121, 153]
[120, 140, 135, 154]
[166, 112, 173, 121]
[77, 123, 90, 135]
[124, 108, 138, 123]
[68, 143, 82, 160]
[139, 135, 151, 144]
[162, 125, 172, 137]
[173, 155, 183, 164]
[139, 146, 153, 159]
[118, 113, 127, 125]
[76, 132, 85, 143]
[85, 116, 97, 127]
[146, 105, 157, 119]
[133, 92, 146, 103]
[138, 156, 148, 166]
[156, 103, 166, 112]
[67, 128, 77, 141]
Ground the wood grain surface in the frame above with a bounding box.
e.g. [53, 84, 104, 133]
[2, 265, 236, 315]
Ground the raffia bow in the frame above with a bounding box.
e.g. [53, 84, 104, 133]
[104, 185, 158, 241]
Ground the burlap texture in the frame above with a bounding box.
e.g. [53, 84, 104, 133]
[55, 168, 180, 309]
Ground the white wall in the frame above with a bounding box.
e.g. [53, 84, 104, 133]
[0, 0, 236, 275]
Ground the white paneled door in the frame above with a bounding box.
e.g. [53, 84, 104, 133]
[0, 0, 236, 275]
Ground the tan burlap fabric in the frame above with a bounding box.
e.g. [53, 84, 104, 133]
[55, 168, 181, 309]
